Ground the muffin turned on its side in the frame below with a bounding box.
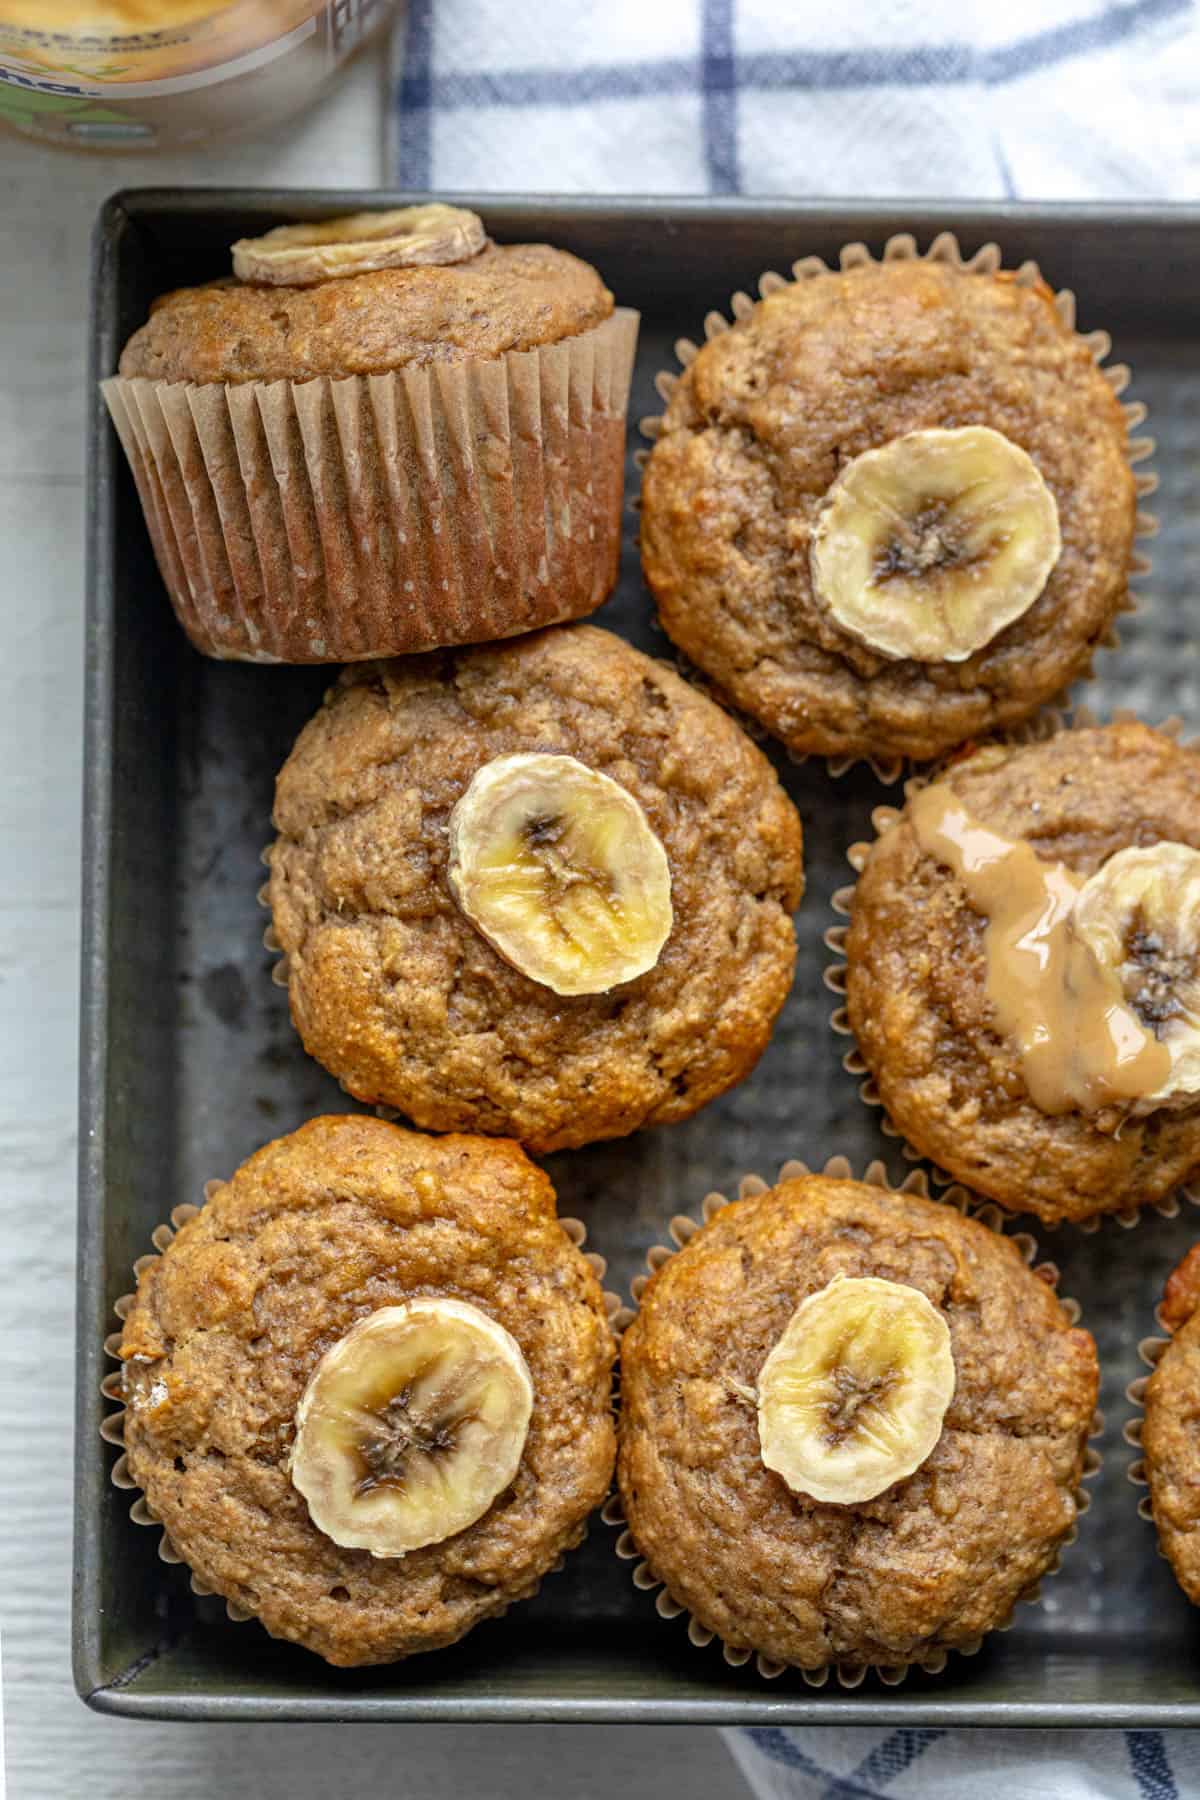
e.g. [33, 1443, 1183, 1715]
[844, 721, 1200, 1226]
[116, 1115, 616, 1667]
[105, 206, 639, 663]
[641, 252, 1139, 765]
[267, 624, 805, 1153]
[618, 1174, 1098, 1673]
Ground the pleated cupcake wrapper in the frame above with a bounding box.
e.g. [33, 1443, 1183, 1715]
[100, 1182, 616, 1626]
[101, 308, 640, 664]
[824, 706, 1200, 1233]
[607, 1151, 1102, 1688]
[1124, 1319, 1172, 1536]
[257, 848, 293, 994]
[637, 230, 1157, 785]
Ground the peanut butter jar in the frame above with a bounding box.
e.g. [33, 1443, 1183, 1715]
[102, 207, 639, 662]
[0, 1, 395, 151]
[827, 717, 1200, 1228]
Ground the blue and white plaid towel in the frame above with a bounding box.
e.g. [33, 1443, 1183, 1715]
[726, 1726, 1200, 1797]
[391, 0, 1200, 198]
[390, 4, 1200, 1795]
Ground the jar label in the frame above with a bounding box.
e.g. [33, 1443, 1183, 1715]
[0, 0, 377, 100]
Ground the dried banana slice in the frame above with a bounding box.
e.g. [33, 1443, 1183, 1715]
[289, 1298, 533, 1558]
[447, 752, 673, 997]
[232, 205, 486, 286]
[1071, 842, 1200, 1114]
[756, 1274, 955, 1504]
[810, 425, 1062, 663]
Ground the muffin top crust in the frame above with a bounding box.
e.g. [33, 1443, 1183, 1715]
[845, 722, 1200, 1224]
[267, 625, 804, 1153]
[641, 257, 1136, 763]
[118, 1115, 616, 1666]
[618, 1174, 1098, 1669]
[1143, 1244, 1200, 1606]
[118, 241, 615, 384]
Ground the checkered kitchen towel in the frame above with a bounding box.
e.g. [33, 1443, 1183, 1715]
[390, 3, 1200, 1795]
[726, 1726, 1200, 1797]
[391, 0, 1200, 197]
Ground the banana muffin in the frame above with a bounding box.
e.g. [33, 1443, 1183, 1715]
[618, 1173, 1098, 1673]
[114, 1114, 616, 1667]
[104, 205, 638, 662]
[641, 252, 1139, 764]
[844, 721, 1200, 1226]
[1140, 1244, 1200, 1604]
[267, 624, 805, 1153]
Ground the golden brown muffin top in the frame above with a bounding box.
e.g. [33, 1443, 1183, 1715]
[846, 722, 1200, 1225]
[118, 1114, 616, 1666]
[618, 1175, 1098, 1670]
[641, 258, 1135, 763]
[117, 241, 614, 384]
[267, 624, 804, 1153]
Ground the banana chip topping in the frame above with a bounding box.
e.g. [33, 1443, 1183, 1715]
[232, 205, 487, 286]
[810, 426, 1062, 663]
[447, 752, 673, 997]
[290, 1298, 533, 1558]
[1072, 843, 1200, 1112]
[756, 1275, 955, 1505]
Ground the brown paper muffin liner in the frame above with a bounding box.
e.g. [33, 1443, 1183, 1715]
[100, 1184, 623, 1627]
[637, 231, 1157, 786]
[824, 707, 1200, 1234]
[257, 848, 293, 992]
[606, 1152, 1102, 1687]
[101, 307, 640, 664]
[1124, 1314, 1172, 1537]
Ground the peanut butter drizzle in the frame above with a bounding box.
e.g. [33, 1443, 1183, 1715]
[908, 785, 1172, 1114]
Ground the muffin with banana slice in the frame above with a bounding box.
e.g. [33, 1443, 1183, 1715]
[640, 247, 1140, 765]
[267, 623, 805, 1152]
[841, 720, 1200, 1226]
[114, 1114, 616, 1667]
[618, 1172, 1098, 1674]
[103, 205, 638, 663]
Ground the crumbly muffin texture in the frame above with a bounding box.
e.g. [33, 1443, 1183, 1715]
[268, 626, 804, 1153]
[117, 242, 614, 384]
[846, 722, 1200, 1226]
[641, 259, 1136, 763]
[118, 1115, 616, 1667]
[1143, 1245, 1200, 1605]
[618, 1176, 1097, 1671]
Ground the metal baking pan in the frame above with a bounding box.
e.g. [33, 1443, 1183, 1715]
[78, 190, 1200, 1722]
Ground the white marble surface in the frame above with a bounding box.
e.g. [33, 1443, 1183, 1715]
[0, 41, 743, 1800]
